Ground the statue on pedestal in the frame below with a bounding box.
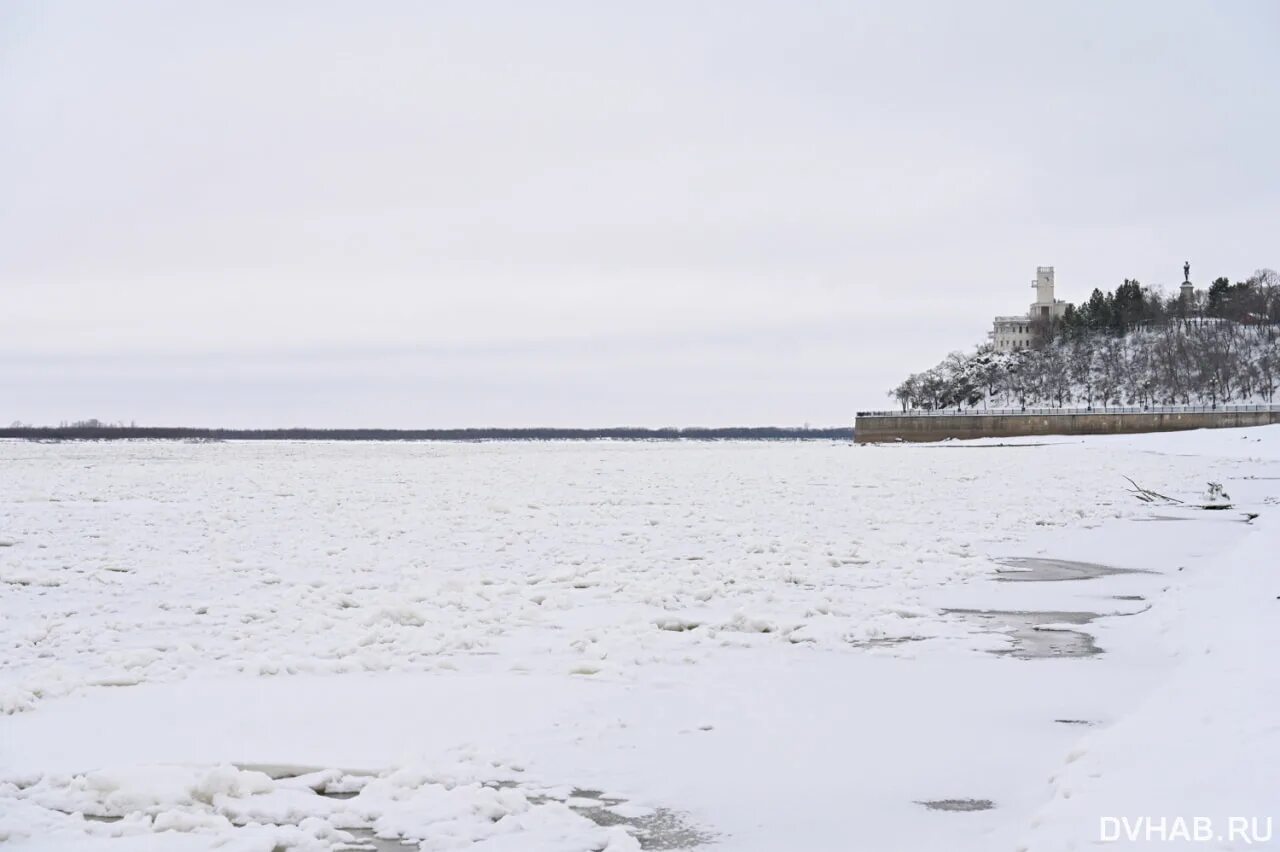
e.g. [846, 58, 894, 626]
[1184, 260, 1191, 283]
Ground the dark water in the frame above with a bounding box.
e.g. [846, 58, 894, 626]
[919, 798, 995, 812]
[992, 557, 1147, 582]
[944, 609, 1104, 658]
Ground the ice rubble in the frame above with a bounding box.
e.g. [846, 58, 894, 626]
[1, 430, 1277, 850]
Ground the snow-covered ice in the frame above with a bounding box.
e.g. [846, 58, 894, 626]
[1, 430, 1277, 850]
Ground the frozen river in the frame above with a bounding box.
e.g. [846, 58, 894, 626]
[2, 433, 1278, 850]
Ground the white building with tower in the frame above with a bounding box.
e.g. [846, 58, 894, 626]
[990, 266, 1069, 351]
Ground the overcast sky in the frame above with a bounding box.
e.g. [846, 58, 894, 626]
[3, 1, 1278, 427]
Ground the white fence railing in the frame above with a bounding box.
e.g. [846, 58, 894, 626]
[856, 404, 1280, 418]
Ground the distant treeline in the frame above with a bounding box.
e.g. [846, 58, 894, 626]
[0, 425, 853, 442]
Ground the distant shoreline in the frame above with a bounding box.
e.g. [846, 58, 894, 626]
[0, 426, 853, 442]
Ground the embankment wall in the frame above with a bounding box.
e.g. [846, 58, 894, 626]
[854, 410, 1280, 444]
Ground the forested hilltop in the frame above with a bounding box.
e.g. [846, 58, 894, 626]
[892, 269, 1280, 411]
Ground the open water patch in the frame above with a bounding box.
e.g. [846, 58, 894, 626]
[567, 788, 716, 850]
[260, 769, 714, 851]
[846, 635, 926, 650]
[992, 557, 1147, 582]
[918, 798, 994, 812]
[944, 609, 1103, 659]
[335, 829, 413, 851]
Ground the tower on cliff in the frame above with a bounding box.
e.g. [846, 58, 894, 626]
[1030, 267, 1062, 321]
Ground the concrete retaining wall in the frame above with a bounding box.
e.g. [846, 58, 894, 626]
[854, 410, 1280, 444]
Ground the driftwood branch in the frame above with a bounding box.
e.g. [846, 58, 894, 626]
[1122, 476, 1247, 514]
[1122, 475, 1185, 505]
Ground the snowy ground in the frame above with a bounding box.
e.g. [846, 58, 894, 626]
[1, 430, 1277, 851]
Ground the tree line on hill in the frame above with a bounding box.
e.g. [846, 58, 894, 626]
[1058, 269, 1280, 337]
[891, 269, 1280, 411]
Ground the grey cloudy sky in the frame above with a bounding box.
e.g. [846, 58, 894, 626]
[3, 1, 1278, 427]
